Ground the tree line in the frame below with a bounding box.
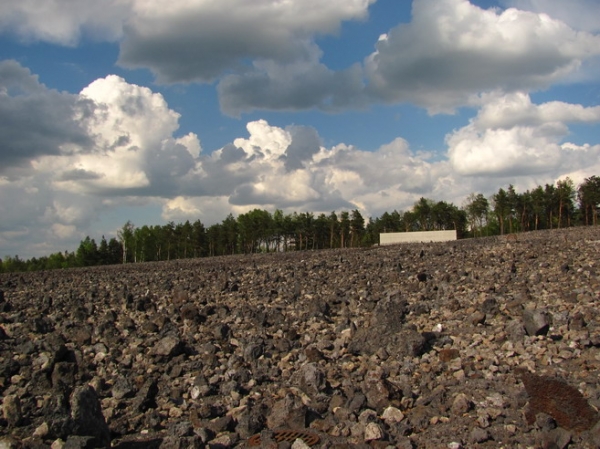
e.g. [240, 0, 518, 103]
[1, 176, 599, 273]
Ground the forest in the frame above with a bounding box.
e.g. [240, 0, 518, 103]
[1, 176, 599, 273]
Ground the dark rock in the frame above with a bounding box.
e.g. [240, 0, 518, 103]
[51, 362, 77, 390]
[159, 435, 203, 449]
[69, 385, 111, 448]
[168, 421, 194, 438]
[112, 376, 136, 399]
[349, 326, 426, 359]
[346, 392, 367, 414]
[305, 347, 325, 363]
[63, 435, 98, 449]
[469, 427, 489, 444]
[400, 329, 428, 358]
[236, 406, 266, 439]
[408, 302, 430, 316]
[180, 304, 200, 323]
[213, 324, 231, 340]
[33, 316, 54, 334]
[372, 295, 408, 331]
[243, 342, 264, 362]
[540, 427, 571, 449]
[481, 297, 499, 315]
[535, 412, 557, 432]
[70, 326, 92, 346]
[364, 381, 394, 413]
[450, 393, 472, 415]
[2, 226, 600, 448]
[308, 297, 330, 317]
[132, 379, 159, 412]
[569, 313, 586, 331]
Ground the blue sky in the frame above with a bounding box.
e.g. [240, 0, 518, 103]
[1, 0, 600, 258]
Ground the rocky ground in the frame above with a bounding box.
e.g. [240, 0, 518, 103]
[2, 227, 600, 448]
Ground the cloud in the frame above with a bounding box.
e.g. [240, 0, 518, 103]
[0, 63, 202, 257]
[119, 0, 375, 83]
[447, 92, 600, 176]
[281, 126, 322, 171]
[218, 51, 367, 116]
[47, 74, 199, 196]
[0, 0, 130, 45]
[364, 0, 600, 113]
[177, 122, 452, 218]
[475, 91, 600, 128]
[3, 1, 598, 117]
[0, 60, 93, 174]
[504, 0, 600, 33]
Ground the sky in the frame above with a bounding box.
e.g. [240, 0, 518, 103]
[1, 0, 600, 259]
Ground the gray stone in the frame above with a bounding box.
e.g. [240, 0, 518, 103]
[267, 394, 307, 429]
[469, 427, 489, 443]
[236, 406, 266, 439]
[63, 435, 97, 449]
[523, 309, 550, 336]
[364, 422, 385, 441]
[299, 362, 326, 396]
[541, 427, 571, 449]
[470, 311, 486, 325]
[111, 375, 135, 399]
[2, 395, 21, 427]
[506, 319, 526, 341]
[69, 385, 111, 448]
[481, 297, 499, 315]
[535, 412, 557, 431]
[451, 393, 472, 416]
[382, 406, 405, 424]
[291, 438, 311, 449]
[151, 335, 184, 358]
[243, 342, 263, 362]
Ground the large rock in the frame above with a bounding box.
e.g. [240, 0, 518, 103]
[150, 335, 184, 358]
[523, 309, 550, 336]
[69, 385, 111, 448]
[2, 395, 22, 427]
[266, 394, 307, 430]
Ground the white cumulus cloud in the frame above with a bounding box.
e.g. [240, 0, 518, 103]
[447, 92, 600, 176]
[364, 0, 600, 113]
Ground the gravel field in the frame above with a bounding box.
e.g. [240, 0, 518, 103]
[1, 226, 600, 448]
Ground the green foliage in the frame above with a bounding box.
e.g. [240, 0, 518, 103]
[578, 176, 600, 226]
[4, 176, 600, 273]
[76, 236, 99, 267]
[465, 193, 489, 237]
